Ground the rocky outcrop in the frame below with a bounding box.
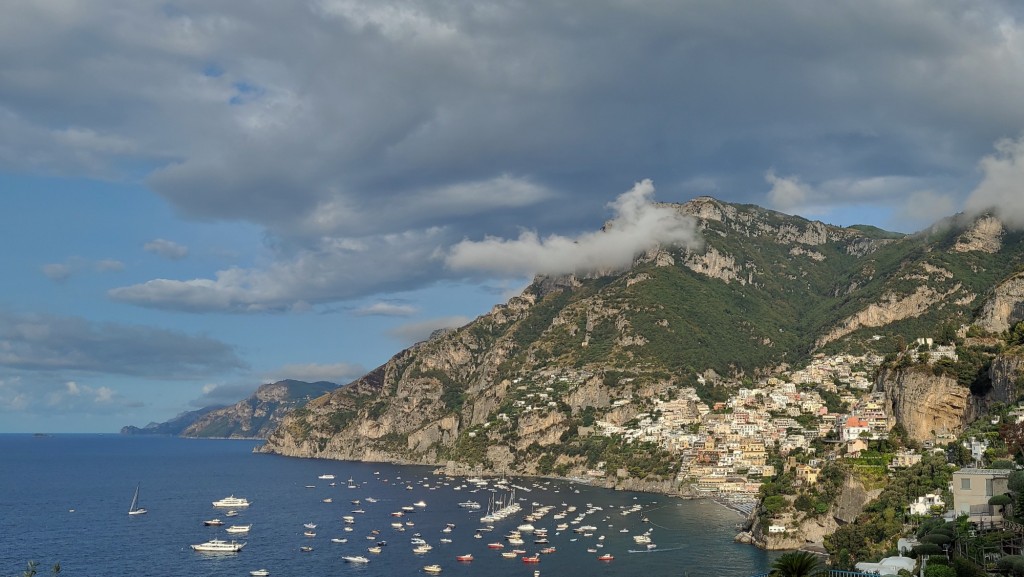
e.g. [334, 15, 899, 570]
[738, 471, 879, 551]
[986, 352, 1024, 406]
[953, 215, 1004, 253]
[876, 366, 977, 443]
[816, 285, 962, 349]
[175, 380, 337, 439]
[975, 272, 1024, 334]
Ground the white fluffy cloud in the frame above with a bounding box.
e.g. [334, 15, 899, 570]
[965, 135, 1024, 229]
[445, 180, 701, 277]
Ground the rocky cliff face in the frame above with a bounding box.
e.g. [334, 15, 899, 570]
[177, 380, 338, 439]
[737, 473, 879, 550]
[876, 366, 978, 443]
[976, 272, 1024, 334]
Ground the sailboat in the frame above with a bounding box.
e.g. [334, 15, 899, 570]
[128, 483, 147, 515]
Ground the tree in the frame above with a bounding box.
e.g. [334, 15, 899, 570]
[770, 551, 824, 577]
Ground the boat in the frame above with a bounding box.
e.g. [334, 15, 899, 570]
[331, 538, 348, 543]
[413, 500, 427, 507]
[456, 554, 473, 562]
[318, 474, 335, 480]
[597, 554, 614, 561]
[225, 510, 239, 517]
[249, 570, 269, 577]
[204, 519, 224, 526]
[212, 495, 250, 508]
[487, 542, 504, 549]
[413, 545, 433, 554]
[368, 546, 382, 554]
[501, 551, 517, 559]
[322, 498, 333, 503]
[190, 539, 246, 552]
[343, 555, 369, 563]
[540, 547, 556, 554]
[226, 524, 251, 533]
[128, 483, 147, 516]
[300, 546, 313, 552]
[304, 531, 316, 537]
[304, 522, 317, 529]
[522, 555, 540, 563]
[423, 565, 442, 574]
[459, 501, 481, 509]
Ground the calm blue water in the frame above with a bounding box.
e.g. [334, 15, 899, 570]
[0, 435, 772, 577]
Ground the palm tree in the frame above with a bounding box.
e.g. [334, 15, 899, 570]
[770, 551, 824, 577]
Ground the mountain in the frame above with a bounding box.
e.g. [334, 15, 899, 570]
[122, 379, 339, 439]
[259, 197, 1024, 481]
[121, 405, 225, 436]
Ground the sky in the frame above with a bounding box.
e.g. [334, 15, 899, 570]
[3, 0, 1024, 433]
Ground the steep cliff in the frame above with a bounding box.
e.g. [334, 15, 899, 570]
[876, 366, 977, 443]
[175, 379, 338, 439]
[737, 473, 879, 550]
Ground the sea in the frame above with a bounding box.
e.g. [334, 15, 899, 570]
[0, 435, 775, 577]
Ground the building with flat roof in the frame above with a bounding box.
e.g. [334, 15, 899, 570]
[952, 468, 1012, 522]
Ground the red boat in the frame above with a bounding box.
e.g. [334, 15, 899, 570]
[487, 543, 504, 549]
[597, 554, 614, 562]
[456, 554, 474, 562]
[522, 555, 540, 563]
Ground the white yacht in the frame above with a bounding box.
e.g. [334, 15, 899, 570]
[226, 524, 251, 533]
[212, 495, 250, 508]
[190, 539, 246, 552]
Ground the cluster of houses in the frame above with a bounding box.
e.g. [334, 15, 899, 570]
[583, 352, 895, 499]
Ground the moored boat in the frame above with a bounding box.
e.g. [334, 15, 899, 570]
[423, 565, 442, 574]
[226, 524, 251, 533]
[190, 539, 245, 552]
[212, 495, 250, 508]
[204, 518, 224, 526]
[456, 554, 473, 562]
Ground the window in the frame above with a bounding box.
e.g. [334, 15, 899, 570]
[986, 479, 993, 496]
[961, 478, 971, 490]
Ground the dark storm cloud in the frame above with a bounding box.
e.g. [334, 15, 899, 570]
[5, 0, 1024, 310]
[0, 311, 247, 377]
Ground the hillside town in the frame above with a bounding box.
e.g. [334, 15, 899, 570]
[590, 351, 891, 501]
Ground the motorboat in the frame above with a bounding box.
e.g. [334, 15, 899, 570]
[501, 551, 517, 559]
[190, 539, 245, 552]
[521, 555, 540, 563]
[343, 556, 369, 563]
[318, 474, 335, 480]
[204, 519, 224, 526]
[368, 546, 382, 554]
[456, 554, 473, 562]
[331, 538, 348, 543]
[249, 570, 269, 576]
[212, 495, 250, 508]
[300, 546, 313, 552]
[226, 524, 251, 533]
[597, 554, 614, 561]
[413, 500, 427, 507]
[304, 522, 317, 529]
[225, 510, 239, 517]
[423, 565, 442, 574]
[304, 531, 316, 537]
